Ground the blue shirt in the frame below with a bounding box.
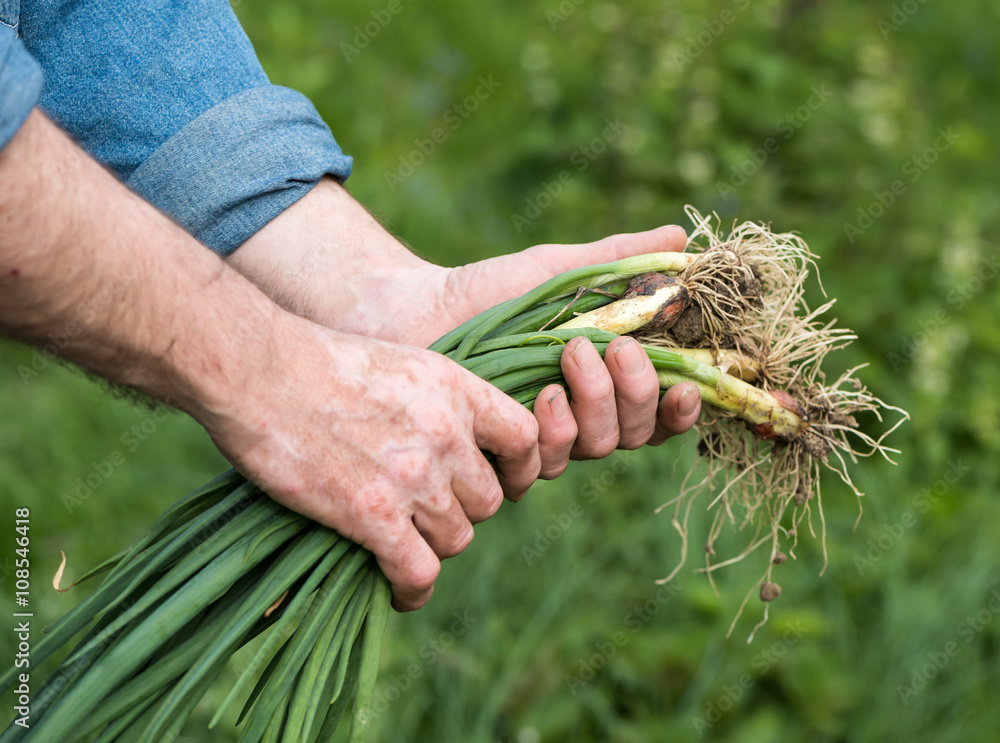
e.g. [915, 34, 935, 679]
[0, 1, 353, 255]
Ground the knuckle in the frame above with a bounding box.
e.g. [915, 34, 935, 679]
[393, 595, 425, 613]
[468, 485, 503, 523]
[349, 506, 413, 562]
[520, 412, 541, 444]
[354, 484, 398, 526]
[387, 450, 433, 487]
[635, 382, 663, 408]
[426, 408, 459, 443]
[419, 488, 454, 519]
[655, 402, 687, 437]
[507, 412, 539, 454]
[577, 373, 615, 404]
[574, 427, 620, 460]
[619, 420, 656, 450]
[411, 401, 460, 444]
[405, 559, 440, 594]
[614, 369, 660, 406]
[539, 461, 570, 480]
[538, 438, 574, 479]
[440, 523, 474, 558]
[540, 414, 578, 449]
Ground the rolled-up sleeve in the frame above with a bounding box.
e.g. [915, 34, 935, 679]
[0, 33, 44, 151]
[19, 1, 352, 256]
[126, 86, 352, 256]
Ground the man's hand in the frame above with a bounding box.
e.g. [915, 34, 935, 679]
[204, 318, 542, 611]
[229, 177, 702, 479]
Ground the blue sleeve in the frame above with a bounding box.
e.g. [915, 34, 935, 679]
[19, 1, 353, 256]
[0, 16, 44, 152]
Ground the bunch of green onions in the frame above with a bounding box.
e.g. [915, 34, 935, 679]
[1, 231, 894, 739]
[0, 472, 389, 743]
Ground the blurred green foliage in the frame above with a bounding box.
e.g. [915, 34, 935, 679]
[2, 0, 999, 741]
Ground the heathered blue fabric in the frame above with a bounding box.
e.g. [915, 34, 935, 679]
[2, 1, 352, 255]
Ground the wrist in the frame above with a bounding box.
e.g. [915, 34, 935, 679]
[147, 270, 285, 427]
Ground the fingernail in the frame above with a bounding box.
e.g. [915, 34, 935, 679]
[549, 388, 569, 417]
[678, 386, 699, 417]
[571, 338, 602, 374]
[613, 337, 646, 377]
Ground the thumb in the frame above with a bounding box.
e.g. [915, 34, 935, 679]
[439, 224, 689, 332]
[523, 224, 688, 277]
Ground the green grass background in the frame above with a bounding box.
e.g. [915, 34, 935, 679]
[2, 0, 999, 741]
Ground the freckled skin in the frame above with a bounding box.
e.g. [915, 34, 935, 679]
[208, 320, 538, 611]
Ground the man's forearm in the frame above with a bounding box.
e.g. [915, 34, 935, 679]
[226, 177, 446, 345]
[0, 110, 277, 419]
